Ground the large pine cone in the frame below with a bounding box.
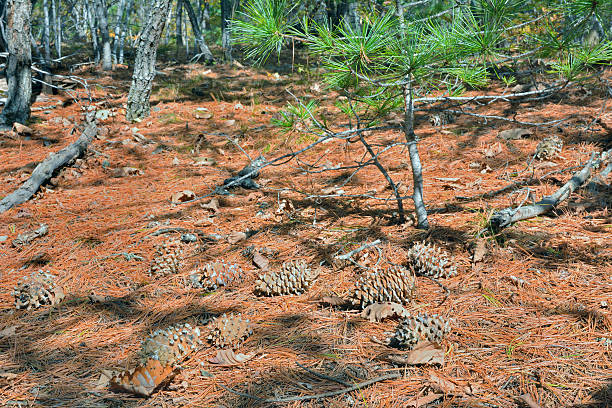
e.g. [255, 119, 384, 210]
[351, 265, 415, 308]
[535, 136, 563, 160]
[391, 313, 450, 350]
[149, 239, 183, 276]
[12, 270, 65, 310]
[207, 313, 252, 349]
[254, 260, 318, 296]
[407, 242, 457, 279]
[188, 261, 243, 290]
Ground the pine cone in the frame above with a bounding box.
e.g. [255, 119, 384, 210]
[351, 265, 415, 308]
[391, 313, 450, 350]
[407, 242, 457, 279]
[149, 239, 183, 276]
[12, 270, 65, 310]
[254, 260, 318, 296]
[207, 313, 252, 349]
[188, 261, 242, 290]
[535, 136, 563, 160]
[140, 323, 203, 366]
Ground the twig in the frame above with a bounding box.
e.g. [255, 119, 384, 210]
[336, 239, 382, 260]
[218, 372, 401, 403]
[295, 362, 351, 387]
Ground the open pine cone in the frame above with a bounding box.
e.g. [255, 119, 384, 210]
[254, 260, 318, 296]
[12, 270, 65, 310]
[407, 242, 457, 279]
[188, 261, 243, 290]
[351, 265, 415, 308]
[391, 313, 451, 350]
[111, 323, 202, 396]
[535, 136, 563, 160]
[149, 239, 183, 276]
[207, 313, 252, 349]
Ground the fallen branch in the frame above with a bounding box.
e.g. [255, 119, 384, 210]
[488, 149, 612, 231]
[218, 372, 400, 403]
[0, 120, 97, 214]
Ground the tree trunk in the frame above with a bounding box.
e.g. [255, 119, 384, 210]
[116, 0, 132, 64]
[94, 0, 111, 70]
[51, 0, 60, 57]
[111, 0, 126, 64]
[86, 0, 99, 62]
[313, 0, 327, 26]
[42, 0, 50, 62]
[403, 80, 429, 229]
[175, 0, 183, 47]
[183, 0, 213, 64]
[221, 0, 238, 61]
[126, 0, 172, 122]
[343, 1, 360, 31]
[0, 0, 7, 52]
[0, 0, 32, 127]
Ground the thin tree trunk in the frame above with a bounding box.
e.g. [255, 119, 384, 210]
[126, 0, 172, 122]
[111, 0, 126, 64]
[94, 0, 111, 69]
[42, 0, 50, 62]
[0, 0, 32, 127]
[313, 0, 327, 26]
[52, 0, 60, 57]
[0, 0, 7, 52]
[117, 0, 132, 64]
[175, 0, 182, 47]
[86, 0, 99, 62]
[395, 0, 404, 33]
[403, 80, 429, 229]
[183, 0, 213, 63]
[221, 0, 238, 61]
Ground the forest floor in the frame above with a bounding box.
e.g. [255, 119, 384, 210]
[0, 59, 611, 408]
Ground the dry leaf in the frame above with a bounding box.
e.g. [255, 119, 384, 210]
[193, 157, 216, 166]
[113, 167, 143, 177]
[428, 372, 481, 395]
[361, 302, 409, 322]
[320, 296, 350, 307]
[385, 341, 444, 366]
[200, 198, 220, 213]
[94, 370, 114, 390]
[252, 251, 269, 271]
[13, 122, 33, 135]
[517, 393, 543, 408]
[498, 128, 531, 140]
[0, 325, 17, 338]
[223, 119, 236, 127]
[483, 142, 503, 158]
[0, 372, 18, 380]
[472, 238, 487, 263]
[405, 392, 443, 408]
[171, 190, 196, 203]
[209, 349, 256, 366]
[110, 358, 176, 396]
[227, 231, 247, 244]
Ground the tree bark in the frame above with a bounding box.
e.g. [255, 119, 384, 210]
[51, 0, 60, 57]
[86, 0, 99, 62]
[111, 0, 126, 64]
[0, 120, 97, 213]
[403, 80, 429, 229]
[126, 0, 172, 122]
[175, 0, 183, 47]
[183, 0, 213, 64]
[94, 0, 111, 70]
[0, 0, 32, 127]
[42, 0, 50, 62]
[116, 0, 132, 64]
[221, 0, 238, 61]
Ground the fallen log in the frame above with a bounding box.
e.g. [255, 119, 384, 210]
[0, 120, 97, 214]
[488, 149, 611, 232]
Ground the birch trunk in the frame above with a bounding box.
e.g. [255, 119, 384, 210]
[94, 0, 111, 70]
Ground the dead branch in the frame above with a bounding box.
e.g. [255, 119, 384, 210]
[488, 149, 612, 231]
[218, 372, 401, 403]
[0, 120, 97, 214]
[336, 239, 382, 260]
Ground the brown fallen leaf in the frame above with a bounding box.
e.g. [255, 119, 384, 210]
[498, 128, 531, 140]
[0, 325, 17, 338]
[252, 251, 270, 271]
[517, 394, 542, 408]
[483, 142, 503, 158]
[201, 198, 220, 213]
[428, 372, 482, 395]
[171, 190, 196, 204]
[112, 167, 143, 177]
[361, 302, 409, 322]
[93, 370, 114, 390]
[0, 372, 18, 380]
[405, 392, 443, 408]
[384, 341, 444, 366]
[227, 231, 247, 244]
[209, 349, 256, 366]
[472, 238, 487, 263]
[320, 296, 350, 307]
[13, 122, 33, 135]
